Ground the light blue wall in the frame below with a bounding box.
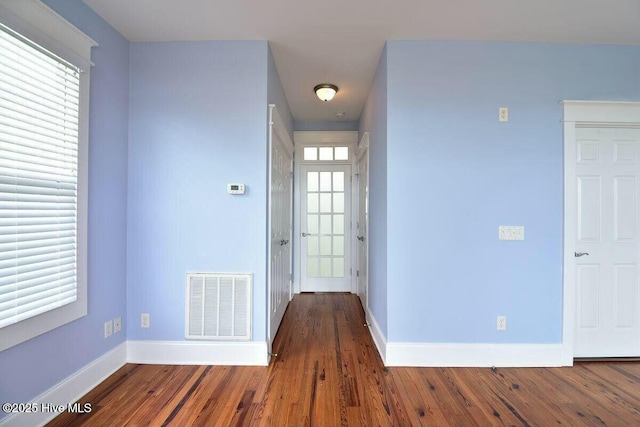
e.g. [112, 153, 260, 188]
[0, 0, 129, 413]
[294, 120, 359, 132]
[358, 46, 388, 336]
[385, 41, 640, 343]
[127, 41, 271, 342]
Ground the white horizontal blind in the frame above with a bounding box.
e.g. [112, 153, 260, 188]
[0, 24, 80, 329]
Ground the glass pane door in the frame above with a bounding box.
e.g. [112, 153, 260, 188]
[301, 164, 351, 292]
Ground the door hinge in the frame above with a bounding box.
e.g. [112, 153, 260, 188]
[357, 270, 360, 277]
[350, 268, 352, 275]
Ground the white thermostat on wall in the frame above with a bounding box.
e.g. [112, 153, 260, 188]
[227, 183, 245, 195]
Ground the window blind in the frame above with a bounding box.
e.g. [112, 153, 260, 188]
[0, 24, 80, 329]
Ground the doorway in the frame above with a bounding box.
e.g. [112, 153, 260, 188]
[563, 101, 640, 362]
[267, 105, 293, 354]
[355, 133, 369, 309]
[293, 131, 358, 294]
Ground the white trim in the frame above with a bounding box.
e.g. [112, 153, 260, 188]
[355, 132, 370, 311]
[0, 342, 126, 427]
[270, 105, 294, 156]
[562, 118, 577, 366]
[366, 308, 386, 364]
[293, 131, 358, 145]
[562, 101, 640, 365]
[267, 105, 294, 355]
[126, 340, 269, 366]
[562, 101, 640, 124]
[0, 0, 97, 69]
[356, 132, 370, 161]
[292, 131, 358, 294]
[385, 343, 563, 367]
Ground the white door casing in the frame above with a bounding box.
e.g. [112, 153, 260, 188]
[563, 101, 640, 364]
[293, 131, 358, 294]
[267, 105, 293, 354]
[300, 164, 352, 292]
[356, 133, 370, 309]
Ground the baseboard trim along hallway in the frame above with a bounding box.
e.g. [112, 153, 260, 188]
[126, 340, 269, 366]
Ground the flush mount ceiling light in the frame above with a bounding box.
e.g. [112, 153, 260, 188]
[314, 84, 338, 102]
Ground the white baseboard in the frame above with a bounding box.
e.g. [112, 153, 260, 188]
[127, 340, 269, 366]
[385, 342, 563, 367]
[0, 341, 127, 427]
[366, 309, 387, 364]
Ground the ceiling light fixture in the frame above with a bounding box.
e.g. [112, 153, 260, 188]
[314, 84, 338, 102]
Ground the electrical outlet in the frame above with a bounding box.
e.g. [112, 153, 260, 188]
[114, 316, 122, 333]
[141, 313, 150, 328]
[104, 320, 113, 338]
[499, 107, 509, 122]
[497, 316, 507, 331]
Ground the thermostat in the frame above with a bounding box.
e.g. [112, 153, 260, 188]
[227, 183, 245, 195]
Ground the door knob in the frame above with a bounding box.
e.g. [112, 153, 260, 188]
[574, 252, 589, 257]
[357, 236, 365, 242]
[302, 232, 309, 237]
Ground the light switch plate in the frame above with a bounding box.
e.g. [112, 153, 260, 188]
[499, 226, 524, 240]
[499, 107, 509, 122]
[141, 313, 150, 328]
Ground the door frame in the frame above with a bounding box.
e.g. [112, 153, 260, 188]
[562, 101, 640, 365]
[355, 132, 370, 311]
[293, 131, 359, 294]
[267, 104, 294, 355]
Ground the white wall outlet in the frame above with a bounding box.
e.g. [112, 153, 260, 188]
[114, 316, 122, 333]
[499, 226, 525, 241]
[104, 320, 113, 338]
[499, 107, 509, 122]
[497, 315, 507, 331]
[141, 313, 150, 328]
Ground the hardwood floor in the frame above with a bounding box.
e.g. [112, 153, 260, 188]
[48, 294, 640, 426]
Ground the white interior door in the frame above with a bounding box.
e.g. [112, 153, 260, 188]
[300, 164, 351, 292]
[356, 146, 369, 308]
[268, 106, 293, 352]
[574, 126, 640, 357]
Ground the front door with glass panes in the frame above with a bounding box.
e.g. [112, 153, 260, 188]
[300, 164, 351, 292]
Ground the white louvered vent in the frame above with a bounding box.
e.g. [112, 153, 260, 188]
[185, 273, 251, 340]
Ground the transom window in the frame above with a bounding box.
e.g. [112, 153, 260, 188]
[303, 146, 349, 161]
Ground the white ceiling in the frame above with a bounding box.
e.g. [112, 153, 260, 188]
[82, 0, 640, 123]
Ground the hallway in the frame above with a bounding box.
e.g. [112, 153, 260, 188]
[49, 294, 640, 426]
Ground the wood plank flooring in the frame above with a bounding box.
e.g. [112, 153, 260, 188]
[48, 294, 640, 426]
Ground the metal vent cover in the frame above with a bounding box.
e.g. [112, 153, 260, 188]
[185, 273, 251, 340]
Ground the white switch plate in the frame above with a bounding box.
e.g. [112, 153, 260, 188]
[499, 226, 524, 240]
[141, 313, 150, 328]
[114, 316, 122, 333]
[499, 107, 509, 122]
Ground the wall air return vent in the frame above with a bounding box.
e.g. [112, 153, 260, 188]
[185, 273, 251, 340]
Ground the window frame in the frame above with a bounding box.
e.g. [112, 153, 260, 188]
[0, 0, 96, 352]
